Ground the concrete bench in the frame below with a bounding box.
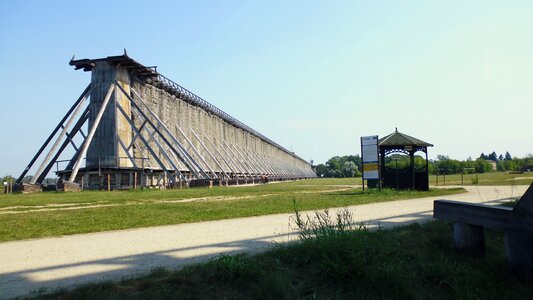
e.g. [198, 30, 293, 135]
[434, 183, 533, 274]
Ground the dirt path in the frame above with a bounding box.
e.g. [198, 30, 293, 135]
[0, 185, 527, 299]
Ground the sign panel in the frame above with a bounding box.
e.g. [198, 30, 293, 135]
[361, 135, 379, 180]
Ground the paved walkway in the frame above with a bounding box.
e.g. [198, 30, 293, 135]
[0, 185, 527, 299]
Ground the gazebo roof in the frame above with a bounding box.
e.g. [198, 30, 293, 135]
[378, 129, 433, 147]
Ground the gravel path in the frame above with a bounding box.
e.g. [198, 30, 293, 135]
[0, 185, 527, 299]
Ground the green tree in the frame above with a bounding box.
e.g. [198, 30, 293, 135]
[488, 152, 498, 161]
[505, 151, 512, 160]
[474, 159, 492, 173]
[315, 164, 328, 177]
[319, 155, 363, 177]
[342, 161, 358, 177]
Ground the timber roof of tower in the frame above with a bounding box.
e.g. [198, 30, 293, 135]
[70, 53, 159, 79]
[69, 53, 310, 165]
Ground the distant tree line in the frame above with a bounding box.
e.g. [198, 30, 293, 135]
[431, 152, 533, 174]
[314, 155, 362, 178]
[314, 152, 533, 177]
[429, 155, 493, 174]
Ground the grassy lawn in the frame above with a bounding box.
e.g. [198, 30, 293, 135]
[0, 178, 463, 242]
[429, 171, 533, 186]
[33, 220, 532, 299]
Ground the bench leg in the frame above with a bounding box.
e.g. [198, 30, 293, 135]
[505, 231, 533, 276]
[453, 223, 485, 256]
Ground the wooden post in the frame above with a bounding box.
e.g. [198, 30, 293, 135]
[453, 223, 485, 256]
[134, 172, 137, 190]
[505, 231, 533, 274]
[81, 176, 84, 191]
[116, 173, 120, 189]
[107, 174, 110, 191]
[410, 150, 415, 190]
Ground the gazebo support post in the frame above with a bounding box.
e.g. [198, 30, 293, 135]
[380, 148, 386, 189]
[411, 150, 415, 190]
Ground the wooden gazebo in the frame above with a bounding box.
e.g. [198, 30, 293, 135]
[378, 129, 433, 191]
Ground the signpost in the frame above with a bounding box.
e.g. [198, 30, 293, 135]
[361, 135, 380, 191]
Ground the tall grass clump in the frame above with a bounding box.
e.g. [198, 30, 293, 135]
[287, 204, 413, 297]
[293, 206, 364, 240]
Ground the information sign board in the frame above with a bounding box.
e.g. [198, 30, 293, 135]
[361, 135, 379, 180]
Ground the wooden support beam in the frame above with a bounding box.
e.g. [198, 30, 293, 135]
[30, 86, 91, 184]
[127, 110, 186, 182]
[218, 139, 251, 180]
[68, 84, 115, 183]
[127, 85, 208, 179]
[202, 133, 236, 177]
[116, 100, 175, 184]
[190, 128, 229, 180]
[229, 142, 261, 176]
[36, 109, 89, 183]
[176, 124, 217, 179]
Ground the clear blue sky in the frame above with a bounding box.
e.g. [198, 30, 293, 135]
[1, 1, 532, 176]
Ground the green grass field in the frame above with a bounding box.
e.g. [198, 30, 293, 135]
[429, 171, 533, 186]
[34, 220, 532, 299]
[0, 178, 463, 242]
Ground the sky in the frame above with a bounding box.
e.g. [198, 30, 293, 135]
[0, 1, 532, 176]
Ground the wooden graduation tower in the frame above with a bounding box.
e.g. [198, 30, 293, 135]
[16, 53, 315, 191]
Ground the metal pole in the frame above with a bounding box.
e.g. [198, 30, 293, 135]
[361, 137, 364, 192]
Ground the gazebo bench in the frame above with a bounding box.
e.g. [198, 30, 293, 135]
[433, 183, 533, 273]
